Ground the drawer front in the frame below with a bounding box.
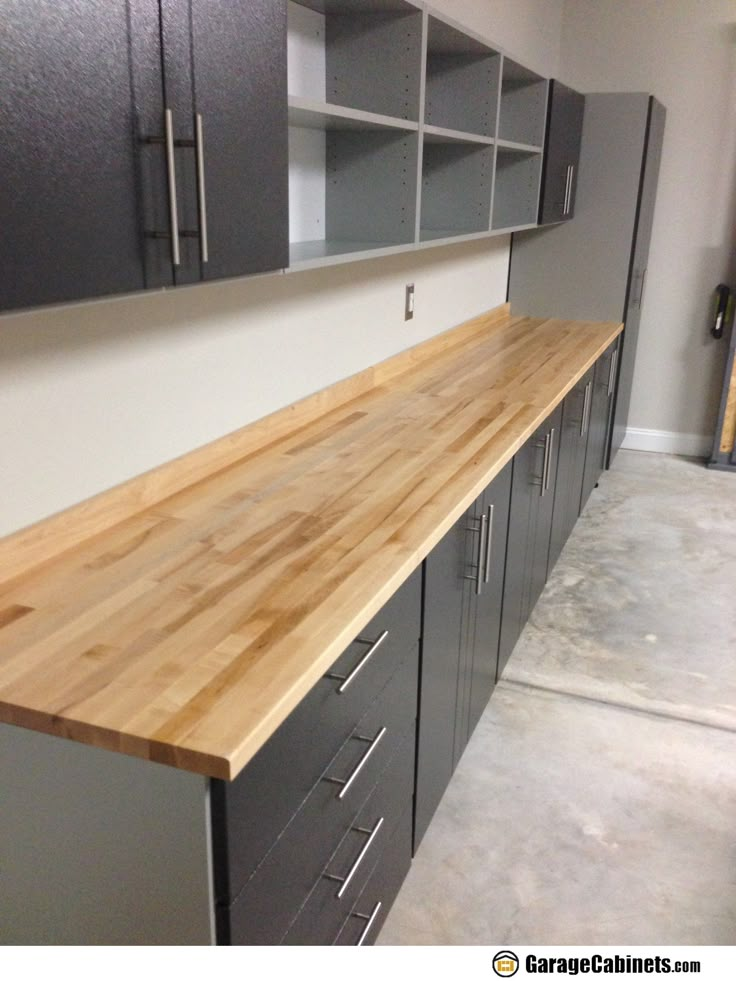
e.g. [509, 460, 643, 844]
[211, 567, 421, 903]
[217, 646, 418, 944]
[279, 726, 415, 946]
[334, 804, 413, 946]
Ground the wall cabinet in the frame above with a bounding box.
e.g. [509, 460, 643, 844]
[538, 80, 585, 225]
[509, 93, 666, 468]
[0, 0, 289, 312]
[414, 461, 512, 849]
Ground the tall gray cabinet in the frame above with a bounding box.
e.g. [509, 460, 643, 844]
[508, 93, 666, 467]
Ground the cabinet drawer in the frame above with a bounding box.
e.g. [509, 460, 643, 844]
[334, 803, 412, 946]
[216, 647, 418, 944]
[211, 568, 421, 903]
[278, 725, 415, 946]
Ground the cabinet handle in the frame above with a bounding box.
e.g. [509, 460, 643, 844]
[564, 163, 575, 215]
[164, 109, 181, 267]
[462, 512, 487, 595]
[483, 504, 494, 584]
[324, 727, 387, 800]
[351, 901, 383, 946]
[563, 164, 572, 215]
[324, 817, 384, 898]
[326, 630, 388, 693]
[194, 113, 209, 264]
[581, 381, 592, 437]
[539, 431, 550, 497]
[544, 428, 555, 494]
[608, 348, 619, 397]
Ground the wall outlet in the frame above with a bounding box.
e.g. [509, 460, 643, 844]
[405, 283, 415, 321]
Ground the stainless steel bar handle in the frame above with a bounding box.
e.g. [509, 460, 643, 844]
[164, 109, 181, 267]
[544, 428, 555, 493]
[194, 113, 209, 264]
[352, 901, 382, 946]
[566, 164, 575, 214]
[325, 817, 384, 899]
[483, 503, 494, 584]
[608, 348, 619, 397]
[476, 511, 488, 596]
[540, 431, 550, 497]
[563, 165, 572, 215]
[580, 381, 591, 437]
[325, 727, 387, 800]
[326, 630, 389, 693]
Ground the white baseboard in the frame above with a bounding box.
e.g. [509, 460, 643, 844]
[621, 427, 711, 457]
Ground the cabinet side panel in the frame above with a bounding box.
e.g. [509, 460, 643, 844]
[0, 724, 213, 944]
[508, 93, 651, 321]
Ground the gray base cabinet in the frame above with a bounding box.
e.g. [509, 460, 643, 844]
[548, 369, 593, 572]
[498, 405, 561, 680]
[414, 461, 511, 850]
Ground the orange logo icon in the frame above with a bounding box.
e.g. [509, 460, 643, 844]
[493, 950, 519, 977]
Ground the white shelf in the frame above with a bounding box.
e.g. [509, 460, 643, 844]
[423, 124, 494, 146]
[288, 96, 419, 132]
[289, 239, 415, 270]
[495, 138, 543, 154]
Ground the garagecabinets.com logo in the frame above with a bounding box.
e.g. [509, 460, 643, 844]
[493, 951, 520, 977]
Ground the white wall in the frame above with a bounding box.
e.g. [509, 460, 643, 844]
[559, 0, 736, 451]
[0, 0, 563, 538]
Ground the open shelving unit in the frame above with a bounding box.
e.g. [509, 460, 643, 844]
[286, 1, 552, 270]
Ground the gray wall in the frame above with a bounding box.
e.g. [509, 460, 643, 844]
[0, 0, 563, 538]
[559, 0, 736, 451]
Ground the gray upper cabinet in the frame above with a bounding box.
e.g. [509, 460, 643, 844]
[538, 80, 585, 225]
[0, 0, 288, 313]
[0, 0, 158, 311]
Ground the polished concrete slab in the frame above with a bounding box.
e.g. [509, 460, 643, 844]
[379, 451, 736, 945]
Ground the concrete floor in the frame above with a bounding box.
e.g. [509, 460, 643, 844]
[379, 451, 736, 945]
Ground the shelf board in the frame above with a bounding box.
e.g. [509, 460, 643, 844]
[419, 228, 492, 244]
[288, 96, 418, 132]
[292, 0, 420, 14]
[496, 138, 543, 154]
[491, 220, 539, 234]
[289, 238, 414, 269]
[423, 124, 494, 146]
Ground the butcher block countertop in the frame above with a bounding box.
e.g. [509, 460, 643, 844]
[0, 305, 622, 780]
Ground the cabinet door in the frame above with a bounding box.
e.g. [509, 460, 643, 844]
[581, 342, 617, 510]
[160, 0, 289, 286]
[465, 461, 512, 741]
[609, 98, 666, 463]
[0, 0, 165, 311]
[538, 80, 585, 225]
[415, 508, 475, 850]
[548, 370, 592, 572]
[526, 402, 562, 614]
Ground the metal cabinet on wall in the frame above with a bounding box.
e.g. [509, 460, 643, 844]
[0, 0, 288, 312]
[537, 79, 585, 225]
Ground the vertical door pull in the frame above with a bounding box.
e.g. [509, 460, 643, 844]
[563, 165, 572, 215]
[608, 348, 619, 397]
[194, 113, 209, 264]
[581, 381, 592, 437]
[164, 109, 181, 267]
[483, 504, 495, 584]
[540, 431, 550, 497]
[352, 901, 382, 946]
[544, 428, 555, 494]
[324, 727, 387, 800]
[564, 164, 575, 214]
[463, 513, 488, 595]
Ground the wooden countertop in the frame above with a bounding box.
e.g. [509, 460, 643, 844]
[0, 306, 621, 780]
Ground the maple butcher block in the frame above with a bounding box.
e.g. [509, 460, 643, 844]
[0, 304, 621, 943]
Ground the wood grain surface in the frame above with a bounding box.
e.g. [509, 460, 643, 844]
[0, 308, 621, 779]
